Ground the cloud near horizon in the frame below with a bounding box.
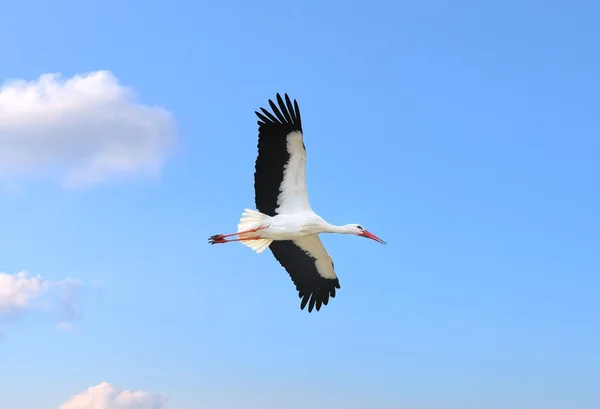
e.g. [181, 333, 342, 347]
[0, 70, 176, 188]
[59, 382, 169, 409]
[0, 271, 86, 331]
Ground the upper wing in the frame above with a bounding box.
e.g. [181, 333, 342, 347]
[254, 93, 311, 216]
[269, 236, 340, 312]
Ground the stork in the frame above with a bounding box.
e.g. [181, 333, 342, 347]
[209, 93, 386, 312]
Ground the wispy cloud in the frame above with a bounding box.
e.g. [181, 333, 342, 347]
[0, 70, 177, 188]
[59, 382, 169, 409]
[0, 271, 90, 331]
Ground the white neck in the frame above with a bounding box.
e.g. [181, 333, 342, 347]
[321, 223, 355, 234]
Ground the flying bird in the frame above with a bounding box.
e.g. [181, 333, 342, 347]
[209, 93, 386, 312]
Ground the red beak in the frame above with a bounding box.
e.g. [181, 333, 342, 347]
[360, 230, 387, 244]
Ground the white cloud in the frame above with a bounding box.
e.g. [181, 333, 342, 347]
[0, 271, 85, 330]
[0, 71, 176, 188]
[59, 382, 169, 409]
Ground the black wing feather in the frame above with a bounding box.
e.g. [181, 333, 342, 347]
[276, 94, 293, 123]
[269, 240, 340, 312]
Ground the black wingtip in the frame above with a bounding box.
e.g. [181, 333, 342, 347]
[255, 93, 302, 130]
[298, 278, 340, 313]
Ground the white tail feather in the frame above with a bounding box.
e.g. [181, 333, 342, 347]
[237, 209, 272, 253]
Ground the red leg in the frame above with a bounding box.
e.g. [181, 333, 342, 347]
[210, 235, 262, 244]
[208, 227, 266, 245]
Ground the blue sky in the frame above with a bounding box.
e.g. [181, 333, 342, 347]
[1, 0, 599, 408]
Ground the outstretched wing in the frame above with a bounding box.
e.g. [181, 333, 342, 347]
[269, 236, 340, 312]
[254, 93, 311, 216]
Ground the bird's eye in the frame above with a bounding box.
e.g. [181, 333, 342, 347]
[357, 225, 363, 230]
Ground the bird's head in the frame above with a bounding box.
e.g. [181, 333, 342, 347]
[346, 224, 386, 244]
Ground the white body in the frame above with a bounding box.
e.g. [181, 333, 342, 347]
[237, 208, 335, 251]
[266, 211, 330, 238]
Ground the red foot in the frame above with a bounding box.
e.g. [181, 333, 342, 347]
[208, 234, 226, 245]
